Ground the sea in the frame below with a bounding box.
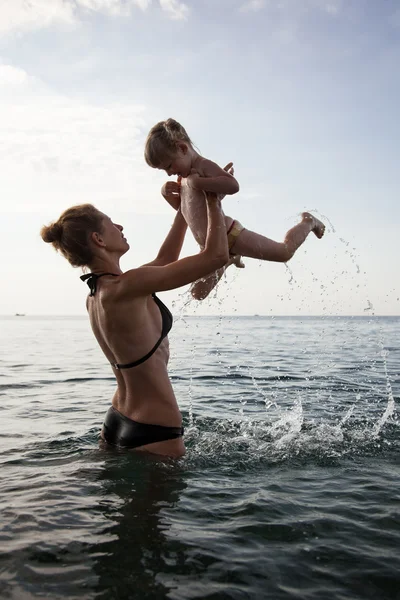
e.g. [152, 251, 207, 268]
[0, 313, 399, 600]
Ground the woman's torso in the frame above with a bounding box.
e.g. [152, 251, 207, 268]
[86, 275, 182, 427]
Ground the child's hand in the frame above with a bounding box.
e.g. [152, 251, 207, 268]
[161, 180, 181, 210]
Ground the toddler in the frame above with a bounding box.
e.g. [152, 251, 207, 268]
[145, 118, 325, 299]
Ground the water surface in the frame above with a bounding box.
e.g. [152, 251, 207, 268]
[0, 315, 399, 599]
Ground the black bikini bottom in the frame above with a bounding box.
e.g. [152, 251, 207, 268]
[102, 406, 184, 449]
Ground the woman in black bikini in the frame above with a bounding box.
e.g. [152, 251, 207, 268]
[40, 192, 228, 458]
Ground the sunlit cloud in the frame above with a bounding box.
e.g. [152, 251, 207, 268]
[0, 64, 31, 85]
[0, 0, 75, 36]
[76, 0, 152, 15]
[0, 0, 188, 36]
[311, 0, 342, 15]
[239, 0, 342, 16]
[0, 64, 165, 215]
[159, 0, 189, 20]
[239, 0, 265, 13]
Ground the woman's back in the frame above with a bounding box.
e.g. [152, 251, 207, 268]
[40, 195, 229, 456]
[86, 275, 181, 426]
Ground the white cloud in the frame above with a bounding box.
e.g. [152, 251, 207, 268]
[0, 0, 75, 36]
[311, 0, 341, 15]
[0, 0, 188, 36]
[239, 0, 341, 16]
[239, 0, 265, 13]
[159, 0, 189, 20]
[0, 64, 30, 85]
[0, 64, 166, 215]
[75, 0, 151, 16]
[324, 3, 339, 15]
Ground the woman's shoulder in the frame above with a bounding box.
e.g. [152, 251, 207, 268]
[100, 270, 152, 305]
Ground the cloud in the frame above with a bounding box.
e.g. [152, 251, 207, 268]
[75, 0, 152, 15]
[159, 0, 189, 20]
[0, 0, 75, 36]
[0, 64, 31, 85]
[0, 0, 188, 36]
[0, 64, 167, 215]
[239, 0, 342, 16]
[239, 0, 265, 13]
[311, 0, 341, 15]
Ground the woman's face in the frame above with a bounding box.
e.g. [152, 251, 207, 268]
[98, 213, 130, 254]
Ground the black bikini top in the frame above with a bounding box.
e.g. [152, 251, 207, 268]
[80, 272, 173, 369]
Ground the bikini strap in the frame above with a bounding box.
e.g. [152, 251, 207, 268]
[111, 294, 172, 370]
[80, 272, 119, 296]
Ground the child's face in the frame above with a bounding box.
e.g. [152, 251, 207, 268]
[159, 143, 192, 178]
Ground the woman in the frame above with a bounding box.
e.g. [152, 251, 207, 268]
[41, 191, 228, 458]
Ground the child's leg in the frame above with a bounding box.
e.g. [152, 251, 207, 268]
[190, 255, 245, 300]
[231, 212, 325, 263]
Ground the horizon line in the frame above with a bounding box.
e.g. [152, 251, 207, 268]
[2, 314, 400, 319]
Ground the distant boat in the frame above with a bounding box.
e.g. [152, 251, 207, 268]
[15, 313, 25, 317]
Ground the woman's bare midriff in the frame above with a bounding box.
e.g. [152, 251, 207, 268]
[110, 345, 182, 426]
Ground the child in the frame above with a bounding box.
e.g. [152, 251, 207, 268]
[145, 118, 325, 299]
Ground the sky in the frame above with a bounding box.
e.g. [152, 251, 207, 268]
[0, 0, 399, 316]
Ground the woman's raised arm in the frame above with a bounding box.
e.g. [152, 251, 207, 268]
[145, 208, 188, 267]
[118, 194, 229, 297]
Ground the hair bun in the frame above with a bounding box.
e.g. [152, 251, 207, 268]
[41, 221, 63, 244]
[165, 118, 180, 131]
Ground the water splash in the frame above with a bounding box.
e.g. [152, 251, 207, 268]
[187, 345, 195, 427]
[338, 237, 360, 274]
[285, 263, 295, 285]
[170, 212, 397, 465]
[372, 348, 395, 437]
[268, 397, 303, 448]
[306, 208, 336, 234]
[183, 407, 398, 469]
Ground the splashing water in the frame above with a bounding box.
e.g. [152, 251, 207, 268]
[169, 213, 397, 466]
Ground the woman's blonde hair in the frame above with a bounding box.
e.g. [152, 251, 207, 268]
[40, 204, 104, 267]
[144, 118, 193, 168]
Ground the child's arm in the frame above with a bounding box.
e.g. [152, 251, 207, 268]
[187, 159, 239, 196]
[161, 179, 181, 211]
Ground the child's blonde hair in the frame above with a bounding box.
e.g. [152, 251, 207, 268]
[144, 118, 193, 168]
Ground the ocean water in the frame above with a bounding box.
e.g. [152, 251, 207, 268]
[0, 314, 399, 600]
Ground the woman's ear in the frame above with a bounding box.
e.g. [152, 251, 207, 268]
[91, 231, 106, 248]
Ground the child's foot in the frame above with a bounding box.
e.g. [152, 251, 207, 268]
[230, 254, 245, 268]
[302, 212, 325, 239]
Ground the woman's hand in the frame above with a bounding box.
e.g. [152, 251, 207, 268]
[161, 180, 181, 211]
[217, 162, 235, 200]
[223, 162, 234, 176]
